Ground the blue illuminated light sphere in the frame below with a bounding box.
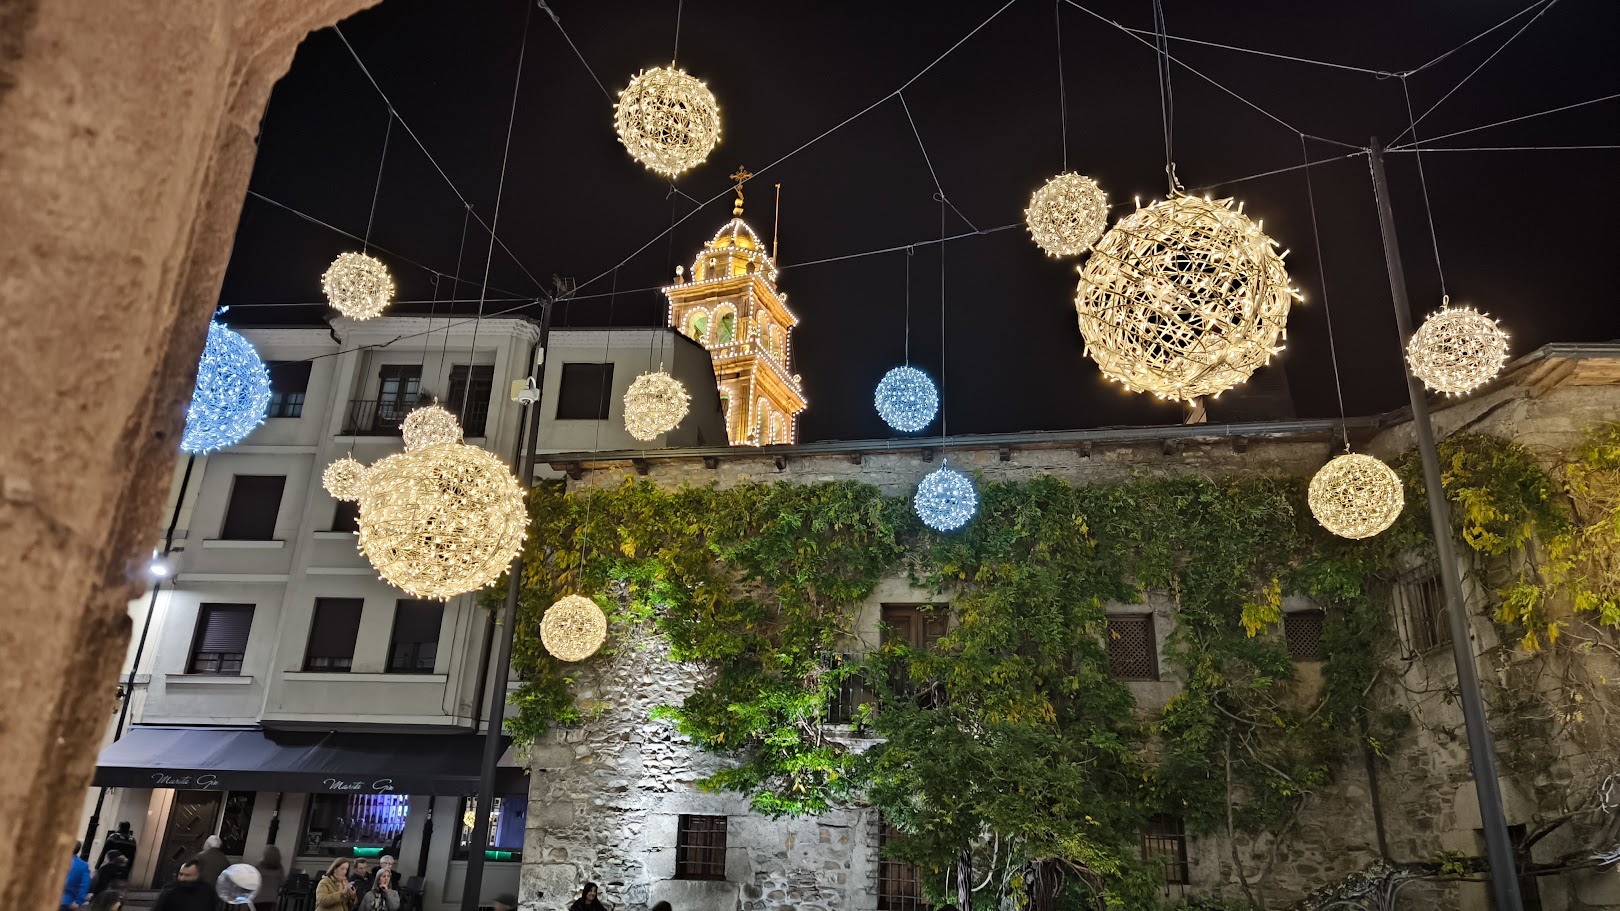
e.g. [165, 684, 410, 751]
[181, 322, 272, 453]
[874, 366, 940, 433]
[913, 464, 977, 532]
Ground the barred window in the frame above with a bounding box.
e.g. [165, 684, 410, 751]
[1284, 610, 1326, 662]
[1392, 562, 1452, 654]
[675, 815, 727, 880]
[1107, 615, 1158, 681]
[878, 821, 931, 911]
[1141, 814, 1189, 885]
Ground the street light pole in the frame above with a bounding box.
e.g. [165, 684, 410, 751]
[1368, 137, 1522, 911]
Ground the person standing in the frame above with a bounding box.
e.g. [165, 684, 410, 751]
[568, 883, 610, 911]
[150, 861, 218, 911]
[316, 858, 359, 911]
[91, 851, 124, 896]
[253, 845, 285, 911]
[358, 870, 400, 911]
[348, 858, 373, 891]
[61, 842, 92, 911]
[194, 835, 229, 889]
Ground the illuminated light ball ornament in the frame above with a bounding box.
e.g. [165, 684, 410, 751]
[356, 443, 528, 600]
[216, 864, 261, 905]
[913, 463, 978, 532]
[1024, 172, 1110, 258]
[401, 402, 464, 450]
[1406, 300, 1510, 395]
[322, 455, 368, 502]
[623, 370, 691, 441]
[321, 251, 395, 320]
[181, 321, 273, 454]
[540, 594, 609, 662]
[613, 66, 721, 178]
[1308, 452, 1405, 540]
[1075, 194, 1298, 401]
[874, 366, 939, 433]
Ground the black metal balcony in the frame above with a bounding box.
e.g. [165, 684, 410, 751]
[341, 396, 489, 437]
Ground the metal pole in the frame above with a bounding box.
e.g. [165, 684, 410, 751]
[461, 302, 552, 911]
[1368, 138, 1522, 911]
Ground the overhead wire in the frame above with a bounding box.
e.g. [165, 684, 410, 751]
[1299, 133, 1351, 451]
[1404, 0, 1552, 76]
[1055, 0, 1069, 170]
[362, 114, 391, 255]
[900, 93, 980, 233]
[1114, 26, 1394, 77]
[1388, 91, 1620, 149]
[1401, 78, 1449, 300]
[1387, 144, 1620, 153]
[536, 0, 613, 100]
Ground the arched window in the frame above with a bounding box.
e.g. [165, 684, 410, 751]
[717, 312, 735, 344]
[758, 399, 770, 443]
[771, 414, 785, 444]
[686, 311, 710, 343]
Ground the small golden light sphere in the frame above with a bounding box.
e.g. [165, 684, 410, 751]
[613, 67, 721, 178]
[623, 371, 691, 441]
[541, 594, 608, 662]
[322, 455, 368, 502]
[1024, 172, 1109, 258]
[1309, 452, 1405, 540]
[401, 402, 464, 451]
[1406, 303, 1510, 396]
[322, 252, 395, 320]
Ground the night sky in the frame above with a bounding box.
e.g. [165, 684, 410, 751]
[222, 0, 1620, 443]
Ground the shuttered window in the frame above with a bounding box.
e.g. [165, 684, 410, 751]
[220, 475, 284, 540]
[387, 601, 443, 673]
[556, 363, 613, 420]
[304, 599, 364, 672]
[188, 604, 253, 675]
[331, 500, 360, 533]
[1107, 615, 1158, 681]
[447, 365, 495, 436]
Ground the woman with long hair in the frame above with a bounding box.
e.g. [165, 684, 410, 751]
[316, 858, 358, 911]
[569, 882, 610, 911]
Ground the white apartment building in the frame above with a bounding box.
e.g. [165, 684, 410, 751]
[84, 315, 724, 911]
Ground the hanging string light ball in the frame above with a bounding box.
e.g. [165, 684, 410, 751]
[623, 370, 691, 441]
[401, 402, 464, 451]
[613, 66, 721, 178]
[914, 464, 978, 532]
[322, 455, 369, 502]
[541, 594, 609, 662]
[322, 251, 395, 320]
[1024, 172, 1110, 258]
[357, 443, 528, 600]
[1075, 194, 1298, 401]
[1406, 301, 1509, 395]
[181, 321, 273, 454]
[874, 366, 940, 433]
[1308, 452, 1405, 540]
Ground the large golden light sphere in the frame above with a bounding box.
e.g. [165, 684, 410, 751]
[623, 371, 691, 441]
[541, 594, 608, 662]
[613, 66, 721, 178]
[357, 443, 528, 600]
[1309, 452, 1405, 540]
[1406, 304, 1509, 396]
[321, 252, 395, 320]
[1024, 172, 1109, 258]
[1075, 195, 1298, 401]
[322, 455, 368, 502]
[401, 402, 464, 451]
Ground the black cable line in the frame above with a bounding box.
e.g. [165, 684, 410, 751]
[440, 206, 473, 385]
[1387, 144, 1620, 153]
[1116, 26, 1394, 77]
[904, 247, 913, 365]
[1300, 133, 1351, 451]
[899, 94, 980, 233]
[1402, 78, 1449, 301]
[363, 114, 391, 254]
[1151, 0, 1176, 192]
[1055, 0, 1069, 170]
[1388, 91, 1620, 149]
[938, 195, 949, 445]
[537, 0, 613, 100]
[1405, 0, 1551, 76]
[672, 0, 684, 65]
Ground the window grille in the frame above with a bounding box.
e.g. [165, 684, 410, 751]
[675, 814, 727, 880]
[1284, 610, 1326, 662]
[824, 654, 875, 725]
[1141, 814, 1189, 885]
[1107, 615, 1158, 681]
[1392, 562, 1452, 654]
[878, 821, 931, 911]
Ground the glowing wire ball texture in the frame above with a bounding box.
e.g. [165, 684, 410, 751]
[1024, 172, 1109, 258]
[402, 403, 464, 451]
[182, 322, 272, 454]
[614, 67, 721, 178]
[1406, 303, 1509, 395]
[322, 252, 395, 320]
[623, 371, 691, 441]
[356, 443, 528, 600]
[1308, 453, 1404, 540]
[874, 366, 939, 433]
[322, 456, 368, 502]
[1075, 194, 1298, 401]
[541, 594, 609, 662]
[914, 464, 978, 532]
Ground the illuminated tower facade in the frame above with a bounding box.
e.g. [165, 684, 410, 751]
[664, 170, 807, 445]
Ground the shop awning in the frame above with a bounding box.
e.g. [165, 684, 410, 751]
[94, 726, 528, 796]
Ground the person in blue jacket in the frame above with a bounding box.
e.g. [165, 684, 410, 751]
[62, 841, 92, 911]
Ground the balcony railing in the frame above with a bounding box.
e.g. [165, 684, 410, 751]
[341, 396, 489, 437]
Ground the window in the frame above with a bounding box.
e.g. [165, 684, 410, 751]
[266, 361, 312, 419]
[882, 605, 946, 709]
[220, 475, 285, 540]
[304, 598, 364, 672]
[1508, 824, 1545, 911]
[675, 814, 727, 880]
[716, 312, 735, 343]
[556, 363, 613, 420]
[1107, 615, 1158, 681]
[332, 499, 360, 533]
[375, 365, 422, 428]
[1141, 814, 1189, 885]
[387, 600, 443, 673]
[302, 794, 409, 858]
[878, 820, 931, 911]
[447, 364, 494, 436]
[188, 604, 253, 675]
[687, 312, 710, 342]
[456, 796, 527, 861]
[219, 792, 257, 855]
[1284, 610, 1326, 662]
[1393, 562, 1452, 654]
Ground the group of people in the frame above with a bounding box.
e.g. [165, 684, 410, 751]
[60, 842, 124, 911]
[314, 855, 404, 911]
